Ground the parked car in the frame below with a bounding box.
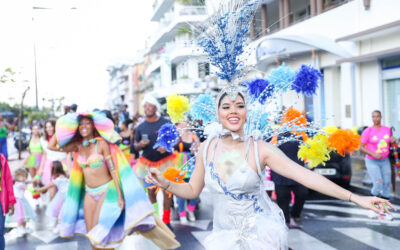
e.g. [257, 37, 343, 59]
[13, 131, 30, 151]
[313, 151, 352, 188]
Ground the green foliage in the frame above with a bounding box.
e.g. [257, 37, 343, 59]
[176, 0, 205, 6]
[0, 102, 50, 124]
[0, 68, 16, 83]
[177, 26, 193, 36]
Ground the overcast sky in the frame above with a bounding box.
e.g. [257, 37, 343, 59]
[0, 0, 155, 112]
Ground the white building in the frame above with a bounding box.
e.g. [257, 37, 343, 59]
[145, 0, 210, 100]
[248, 0, 400, 134]
[106, 64, 135, 116]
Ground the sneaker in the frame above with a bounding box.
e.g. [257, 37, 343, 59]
[16, 226, 26, 236]
[379, 213, 393, 221]
[188, 211, 196, 222]
[179, 216, 188, 224]
[368, 210, 379, 219]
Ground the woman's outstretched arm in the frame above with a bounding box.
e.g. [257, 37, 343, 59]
[47, 135, 79, 153]
[259, 141, 394, 214]
[146, 141, 206, 200]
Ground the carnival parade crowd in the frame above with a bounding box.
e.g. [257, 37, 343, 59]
[0, 1, 399, 250]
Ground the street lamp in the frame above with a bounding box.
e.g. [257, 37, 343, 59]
[32, 5, 77, 111]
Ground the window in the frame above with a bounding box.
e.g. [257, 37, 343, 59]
[289, 0, 310, 25]
[198, 62, 209, 78]
[323, 0, 349, 11]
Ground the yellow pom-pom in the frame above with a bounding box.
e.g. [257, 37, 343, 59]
[352, 126, 360, 135]
[166, 94, 190, 123]
[322, 126, 338, 135]
[298, 135, 330, 168]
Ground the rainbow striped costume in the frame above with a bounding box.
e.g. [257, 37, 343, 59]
[57, 112, 180, 249]
[60, 141, 156, 248]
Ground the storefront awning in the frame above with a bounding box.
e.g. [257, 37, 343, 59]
[255, 34, 352, 69]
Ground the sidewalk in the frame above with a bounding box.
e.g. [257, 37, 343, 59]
[350, 151, 400, 203]
[7, 151, 29, 173]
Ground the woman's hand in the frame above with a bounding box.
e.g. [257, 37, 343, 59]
[351, 194, 395, 214]
[145, 168, 168, 188]
[118, 196, 125, 211]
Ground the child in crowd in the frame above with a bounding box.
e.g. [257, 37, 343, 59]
[0, 154, 16, 249]
[25, 125, 43, 179]
[6, 168, 36, 236]
[35, 161, 68, 233]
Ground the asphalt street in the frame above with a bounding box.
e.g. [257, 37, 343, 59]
[4, 187, 400, 250]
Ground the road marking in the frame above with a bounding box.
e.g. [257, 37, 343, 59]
[31, 230, 59, 244]
[172, 219, 211, 231]
[334, 227, 400, 249]
[303, 204, 400, 219]
[191, 231, 211, 247]
[288, 229, 337, 250]
[117, 234, 159, 250]
[309, 214, 400, 227]
[36, 241, 78, 250]
[306, 199, 400, 210]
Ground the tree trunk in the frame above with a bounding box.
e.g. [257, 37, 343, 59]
[18, 87, 30, 160]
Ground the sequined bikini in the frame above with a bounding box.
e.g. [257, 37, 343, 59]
[76, 142, 105, 169]
[77, 142, 111, 200]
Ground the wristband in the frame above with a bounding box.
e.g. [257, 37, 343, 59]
[34, 175, 41, 181]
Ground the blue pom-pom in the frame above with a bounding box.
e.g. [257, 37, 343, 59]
[190, 94, 217, 124]
[153, 123, 179, 153]
[291, 64, 322, 96]
[268, 63, 295, 91]
[244, 78, 274, 104]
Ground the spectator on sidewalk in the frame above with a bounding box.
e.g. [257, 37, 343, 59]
[0, 153, 15, 249]
[134, 95, 176, 229]
[121, 104, 130, 123]
[70, 104, 78, 113]
[360, 110, 395, 202]
[271, 132, 308, 228]
[0, 115, 17, 160]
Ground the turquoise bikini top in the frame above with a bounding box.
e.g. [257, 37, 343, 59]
[77, 142, 105, 169]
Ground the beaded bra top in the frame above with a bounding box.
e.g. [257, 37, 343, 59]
[76, 142, 105, 169]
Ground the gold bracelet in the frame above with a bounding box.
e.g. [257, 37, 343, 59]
[348, 192, 353, 202]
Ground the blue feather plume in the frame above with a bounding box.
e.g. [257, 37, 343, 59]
[189, 94, 217, 124]
[291, 64, 322, 96]
[244, 78, 274, 104]
[268, 63, 295, 91]
[198, 0, 259, 82]
[153, 123, 179, 153]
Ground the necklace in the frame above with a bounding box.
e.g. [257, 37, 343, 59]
[82, 138, 96, 147]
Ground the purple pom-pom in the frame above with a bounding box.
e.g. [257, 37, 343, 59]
[244, 78, 274, 104]
[291, 64, 322, 96]
[153, 123, 179, 153]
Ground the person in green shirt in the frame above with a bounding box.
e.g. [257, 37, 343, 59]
[0, 114, 17, 159]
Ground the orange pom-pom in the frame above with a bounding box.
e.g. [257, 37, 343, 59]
[327, 129, 361, 156]
[163, 167, 186, 183]
[280, 108, 308, 141]
[281, 108, 307, 127]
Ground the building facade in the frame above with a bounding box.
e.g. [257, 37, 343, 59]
[247, 0, 400, 134]
[145, 0, 210, 101]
